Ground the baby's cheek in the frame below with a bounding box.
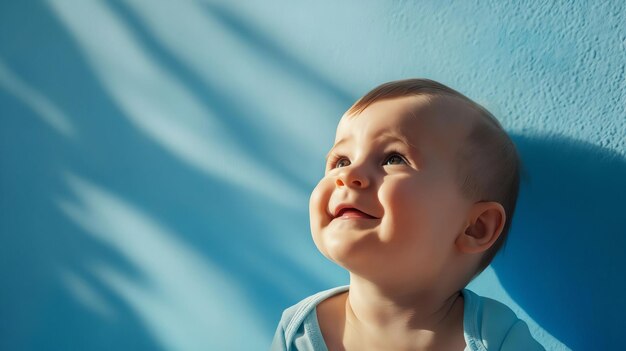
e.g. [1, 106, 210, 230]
[308, 181, 332, 259]
[309, 180, 327, 214]
[309, 179, 333, 228]
[379, 178, 430, 234]
[380, 177, 418, 210]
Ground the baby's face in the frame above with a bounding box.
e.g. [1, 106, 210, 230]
[309, 96, 475, 286]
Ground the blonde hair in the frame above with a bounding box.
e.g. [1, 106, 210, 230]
[348, 79, 522, 274]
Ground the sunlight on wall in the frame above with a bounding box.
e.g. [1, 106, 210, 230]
[57, 172, 268, 350]
[60, 269, 116, 320]
[46, 0, 306, 209]
[119, 0, 341, 159]
[0, 58, 76, 138]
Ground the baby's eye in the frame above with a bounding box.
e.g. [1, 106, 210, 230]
[335, 157, 351, 168]
[384, 154, 407, 166]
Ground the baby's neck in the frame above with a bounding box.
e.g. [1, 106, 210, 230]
[344, 275, 466, 351]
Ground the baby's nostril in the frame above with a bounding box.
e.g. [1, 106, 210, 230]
[352, 180, 362, 186]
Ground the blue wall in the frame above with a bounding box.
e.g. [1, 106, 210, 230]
[1, 1, 624, 350]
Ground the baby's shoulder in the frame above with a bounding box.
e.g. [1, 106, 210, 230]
[279, 286, 348, 328]
[271, 286, 348, 351]
[462, 289, 545, 351]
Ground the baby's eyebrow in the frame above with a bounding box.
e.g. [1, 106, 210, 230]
[370, 132, 421, 157]
[325, 133, 419, 161]
[325, 138, 348, 161]
[379, 132, 417, 150]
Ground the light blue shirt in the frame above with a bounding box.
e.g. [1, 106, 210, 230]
[271, 286, 545, 351]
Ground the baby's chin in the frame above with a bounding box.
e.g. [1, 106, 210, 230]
[313, 229, 382, 272]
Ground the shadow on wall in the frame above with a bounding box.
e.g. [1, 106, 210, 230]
[493, 134, 626, 350]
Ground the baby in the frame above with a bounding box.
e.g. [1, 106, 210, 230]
[271, 79, 544, 351]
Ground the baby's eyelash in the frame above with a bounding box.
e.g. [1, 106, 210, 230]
[383, 152, 409, 166]
[327, 152, 409, 169]
[327, 153, 350, 169]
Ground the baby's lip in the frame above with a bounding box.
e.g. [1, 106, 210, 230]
[333, 204, 378, 219]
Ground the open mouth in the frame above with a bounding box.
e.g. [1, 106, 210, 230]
[334, 207, 377, 219]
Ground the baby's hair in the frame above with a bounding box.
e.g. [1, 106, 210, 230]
[347, 79, 522, 275]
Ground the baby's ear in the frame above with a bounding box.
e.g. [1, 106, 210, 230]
[455, 202, 506, 254]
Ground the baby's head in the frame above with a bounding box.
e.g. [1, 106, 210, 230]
[309, 79, 521, 290]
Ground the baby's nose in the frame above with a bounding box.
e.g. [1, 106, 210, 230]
[335, 178, 363, 187]
[336, 168, 370, 188]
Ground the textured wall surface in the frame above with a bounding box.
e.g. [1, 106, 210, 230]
[1, 1, 624, 350]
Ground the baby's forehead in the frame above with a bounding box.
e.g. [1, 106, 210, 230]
[333, 96, 482, 164]
[337, 96, 475, 141]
